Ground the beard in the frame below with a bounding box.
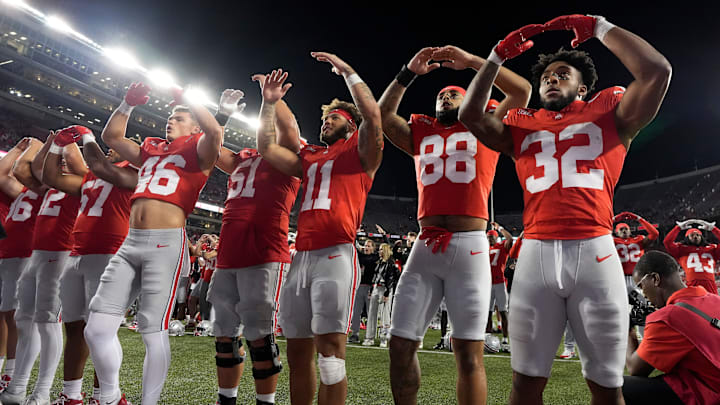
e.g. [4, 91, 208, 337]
[436, 107, 459, 126]
[320, 125, 349, 145]
[541, 91, 578, 111]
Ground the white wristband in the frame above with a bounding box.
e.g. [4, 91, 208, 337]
[487, 49, 504, 66]
[82, 134, 96, 145]
[593, 15, 616, 42]
[49, 143, 64, 154]
[117, 100, 135, 116]
[345, 73, 363, 88]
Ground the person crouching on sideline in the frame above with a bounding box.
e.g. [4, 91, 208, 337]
[624, 250, 720, 405]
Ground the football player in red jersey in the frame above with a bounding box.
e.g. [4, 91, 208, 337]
[460, 15, 671, 405]
[377, 45, 531, 405]
[486, 223, 513, 348]
[257, 53, 383, 405]
[39, 125, 137, 405]
[209, 83, 301, 405]
[664, 219, 720, 294]
[0, 138, 36, 395]
[613, 211, 659, 292]
[82, 82, 225, 405]
[0, 133, 85, 405]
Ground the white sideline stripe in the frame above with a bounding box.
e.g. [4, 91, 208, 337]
[275, 337, 581, 363]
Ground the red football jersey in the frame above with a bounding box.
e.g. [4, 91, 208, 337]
[295, 131, 372, 251]
[489, 241, 511, 284]
[504, 87, 626, 240]
[410, 105, 500, 220]
[71, 162, 134, 256]
[202, 256, 216, 282]
[217, 149, 300, 269]
[0, 192, 12, 225]
[666, 243, 719, 284]
[132, 134, 209, 217]
[614, 235, 646, 276]
[32, 188, 80, 251]
[0, 188, 43, 258]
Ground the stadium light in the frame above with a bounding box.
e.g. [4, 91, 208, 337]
[45, 15, 73, 33]
[185, 87, 212, 106]
[233, 113, 260, 130]
[103, 47, 144, 72]
[147, 69, 178, 89]
[2, 0, 25, 7]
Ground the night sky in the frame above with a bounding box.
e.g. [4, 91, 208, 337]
[30, 0, 719, 212]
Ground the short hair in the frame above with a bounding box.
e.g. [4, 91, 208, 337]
[407, 232, 417, 238]
[531, 48, 598, 98]
[321, 99, 362, 127]
[634, 251, 681, 278]
[171, 105, 198, 123]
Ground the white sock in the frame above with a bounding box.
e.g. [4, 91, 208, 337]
[92, 385, 101, 399]
[141, 330, 171, 405]
[32, 322, 64, 399]
[0, 355, 5, 371]
[7, 319, 40, 395]
[257, 392, 276, 403]
[63, 379, 83, 400]
[4, 359, 15, 378]
[84, 312, 124, 404]
[218, 386, 238, 398]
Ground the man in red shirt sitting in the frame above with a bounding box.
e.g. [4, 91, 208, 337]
[625, 250, 720, 405]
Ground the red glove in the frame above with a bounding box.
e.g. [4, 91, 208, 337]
[544, 15, 596, 48]
[169, 87, 184, 107]
[125, 82, 151, 106]
[493, 24, 545, 62]
[624, 212, 640, 221]
[54, 125, 93, 147]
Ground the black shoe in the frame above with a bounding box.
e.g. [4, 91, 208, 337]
[218, 394, 236, 405]
[256, 400, 274, 405]
[433, 340, 444, 350]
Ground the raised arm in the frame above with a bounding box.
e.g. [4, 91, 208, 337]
[171, 88, 224, 173]
[431, 45, 532, 119]
[543, 15, 672, 146]
[101, 82, 148, 167]
[311, 51, 383, 177]
[256, 70, 303, 178]
[42, 131, 83, 196]
[14, 137, 46, 192]
[0, 138, 30, 199]
[31, 133, 55, 182]
[377, 48, 441, 156]
[252, 74, 302, 153]
[492, 221, 515, 251]
[459, 25, 544, 156]
[663, 223, 684, 256]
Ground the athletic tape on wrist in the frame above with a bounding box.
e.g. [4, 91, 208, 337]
[345, 73, 364, 88]
[593, 16, 616, 41]
[82, 134, 96, 145]
[395, 65, 417, 88]
[117, 100, 135, 116]
[487, 49, 504, 66]
[49, 143, 64, 154]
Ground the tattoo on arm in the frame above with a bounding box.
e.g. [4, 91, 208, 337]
[258, 103, 278, 151]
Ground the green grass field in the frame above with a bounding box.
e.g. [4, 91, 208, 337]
[27, 327, 593, 404]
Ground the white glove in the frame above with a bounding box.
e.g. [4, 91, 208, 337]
[676, 219, 694, 230]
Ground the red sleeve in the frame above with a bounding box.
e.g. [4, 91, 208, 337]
[588, 86, 625, 112]
[509, 237, 523, 259]
[711, 227, 720, 244]
[636, 320, 694, 373]
[638, 217, 659, 241]
[485, 99, 500, 113]
[663, 226, 682, 257]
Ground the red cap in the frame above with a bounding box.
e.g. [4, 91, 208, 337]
[686, 228, 702, 237]
[487, 230, 499, 237]
[615, 223, 630, 233]
[438, 85, 466, 98]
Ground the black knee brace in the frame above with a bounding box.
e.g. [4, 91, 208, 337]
[215, 336, 245, 368]
[247, 334, 283, 379]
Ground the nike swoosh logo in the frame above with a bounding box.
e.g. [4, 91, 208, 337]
[470, 251, 483, 256]
[596, 254, 613, 263]
[328, 255, 341, 259]
[157, 244, 169, 248]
